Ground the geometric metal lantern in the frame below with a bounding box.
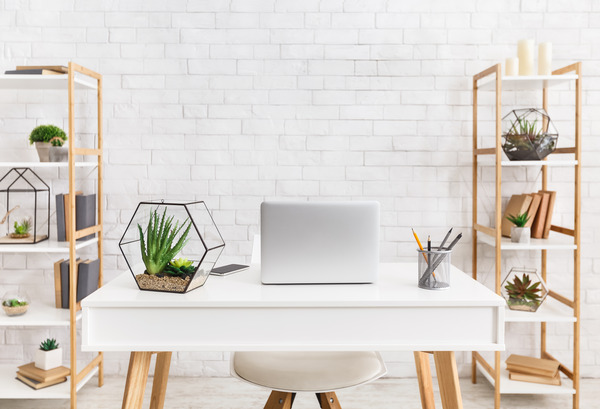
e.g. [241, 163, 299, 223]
[501, 267, 548, 313]
[0, 168, 50, 244]
[502, 108, 559, 161]
[119, 200, 225, 294]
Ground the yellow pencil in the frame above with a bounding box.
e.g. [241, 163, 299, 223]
[411, 228, 428, 262]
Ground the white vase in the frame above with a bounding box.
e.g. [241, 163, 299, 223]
[34, 348, 62, 370]
[34, 142, 51, 162]
[49, 146, 69, 162]
[511, 227, 531, 244]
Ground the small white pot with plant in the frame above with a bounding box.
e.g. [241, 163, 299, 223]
[29, 125, 67, 162]
[507, 212, 530, 244]
[34, 338, 62, 370]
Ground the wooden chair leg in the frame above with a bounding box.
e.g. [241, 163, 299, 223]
[121, 351, 153, 409]
[316, 392, 342, 409]
[264, 391, 294, 409]
[433, 351, 463, 409]
[414, 351, 436, 409]
[150, 352, 172, 409]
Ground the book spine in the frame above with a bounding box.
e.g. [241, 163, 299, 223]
[60, 260, 70, 309]
[55, 194, 66, 242]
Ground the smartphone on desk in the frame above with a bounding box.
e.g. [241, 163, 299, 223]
[210, 264, 249, 276]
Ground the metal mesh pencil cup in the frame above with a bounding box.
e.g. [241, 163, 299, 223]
[417, 247, 451, 290]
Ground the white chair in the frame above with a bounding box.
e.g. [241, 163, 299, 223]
[238, 237, 386, 408]
[231, 351, 387, 409]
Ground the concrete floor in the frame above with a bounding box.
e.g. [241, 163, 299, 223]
[4, 376, 595, 409]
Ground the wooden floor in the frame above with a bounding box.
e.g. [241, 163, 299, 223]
[4, 376, 596, 409]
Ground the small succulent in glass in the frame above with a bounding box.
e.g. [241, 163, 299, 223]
[507, 212, 530, 244]
[501, 268, 548, 312]
[11, 218, 32, 238]
[502, 108, 558, 161]
[2, 292, 29, 317]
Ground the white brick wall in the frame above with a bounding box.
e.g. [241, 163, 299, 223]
[1, 0, 599, 379]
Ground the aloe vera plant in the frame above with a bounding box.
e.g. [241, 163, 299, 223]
[138, 208, 192, 275]
[507, 212, 530, 228]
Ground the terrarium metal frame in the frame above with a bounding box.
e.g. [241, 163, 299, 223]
[0, 167, 50, 244]
[119, 200, 225, 294]
[501, 108, 559, 161]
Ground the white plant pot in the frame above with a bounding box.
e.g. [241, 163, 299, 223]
[511, 227, 531, 244]
[34, 142, 51, 162]
[34, 348, 62, 370]
[49, 146, 69, 162]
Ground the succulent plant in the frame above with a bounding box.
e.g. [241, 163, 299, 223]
[13, 218, 31, 235]
[2, 298, 28, 307]
[504, 273, 541, 303]
[507, 212, 530, 228]
[163, 257, 196, 277]
[29, 124, 67, 145]
[138, 208, 192, 275]
[39, 338, 59, 351]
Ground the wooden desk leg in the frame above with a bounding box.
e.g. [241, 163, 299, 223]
[122, 352, 153, 409]
[414, 352, 436, 409]
[433, 351, 463, 409]
[150, 352, 172, 409]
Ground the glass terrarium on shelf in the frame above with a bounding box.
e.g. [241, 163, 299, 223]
[2, 290, 30, 316]
[0, 168, 50, 244]
[119, 200, 225, 294]
[501, 108, 558, 161]
[501, 267, 548, 312]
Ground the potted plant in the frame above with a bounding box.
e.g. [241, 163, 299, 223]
[10, 218, 31, 239]
[501, 268, 548, 312]
[1, 291, 29, 316]
[34, 338, 62, 370]
[29, 125, 67, 162]
[502, 108, 558, 161]
[506, 212, 530, 244]
[119, 201, 225, 293]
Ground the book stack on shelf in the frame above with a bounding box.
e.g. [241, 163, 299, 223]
[16, 363, 69, 390]
[55, 192, 96, 242]
[4, 65, 68, 75]
[53, 258, 100, 311]
[502, 191, 557, 238]
[506, 354, 561, 385]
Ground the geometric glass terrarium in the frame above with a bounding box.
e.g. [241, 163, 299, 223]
[119, 200, 225, 294]
[501, 267, 548, 312]
[502, 108, 559, 161]
[0, 168, 50, 244]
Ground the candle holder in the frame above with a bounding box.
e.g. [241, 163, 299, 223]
[502, 108, 558, 161]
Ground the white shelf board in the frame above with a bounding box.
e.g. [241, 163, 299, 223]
[478, 74, 578, 91]
[0, 74, 96, 90]
[0, 238, 98, 253]
[476, 361, 575, 395]
[478, 232, 576, 250]
[0, 162, 97, 168]
[505, 298, 576, 323]
[0, 364, 97, 399]
[0, 301, 80, 327]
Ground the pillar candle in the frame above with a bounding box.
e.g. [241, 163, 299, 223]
[517, 39, 534, 76]
[505, 58, 519, 76]
[538, 42, 552, 75]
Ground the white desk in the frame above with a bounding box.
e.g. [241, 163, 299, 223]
[82, 263, 504, 409]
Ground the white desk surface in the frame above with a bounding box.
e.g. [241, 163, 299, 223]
[82, 263, 505, 352]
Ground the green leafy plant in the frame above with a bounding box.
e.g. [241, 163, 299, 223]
[504, 274, 542, 303]
[39, 338, 59, 351]
[163, 257, 196, 277]
[29, 125, 67, 145]
[506, 212, 530, 228]
[2, 298, 28, 307]
[138, 208, 192, 275]
[13, 218, 31, 235]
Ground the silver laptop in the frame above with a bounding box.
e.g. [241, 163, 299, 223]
[261, 201, 380, 284]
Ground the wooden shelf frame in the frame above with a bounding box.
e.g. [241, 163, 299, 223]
[0, 63, 104, 408]
[471, 63, 581, 409]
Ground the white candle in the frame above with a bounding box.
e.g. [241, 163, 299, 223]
[538, 42, 552, 75]
[505, 57, 519, 76]
[517, 39, 534, 76]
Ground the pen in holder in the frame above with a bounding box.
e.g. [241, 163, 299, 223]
[417, 247, 451, 290]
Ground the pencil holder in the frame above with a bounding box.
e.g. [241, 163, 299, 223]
[417, 247, 451, 290]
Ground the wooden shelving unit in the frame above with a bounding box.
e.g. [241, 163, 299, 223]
[0, 62, 103, 409]
[471, 63, 581, 409]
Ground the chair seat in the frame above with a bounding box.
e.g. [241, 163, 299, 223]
[232, 351, 387, 393]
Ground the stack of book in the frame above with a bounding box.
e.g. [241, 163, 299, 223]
[501, 190, 557, 239]
[53, 258, 100, 310]
[4, 65, 68, 75]
[506, 354, 561, 385]
[16, 362, 69, 390]
[55, 192, 96, 242]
